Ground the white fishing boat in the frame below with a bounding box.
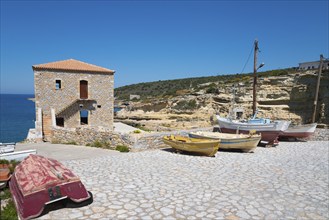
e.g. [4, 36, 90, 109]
[0, 142, 16, 153]
[189, 131, 261, 153]
[218, 40, 291, 146]
[216, 115, 290, 145]
[279, 123, 317, 139]
[0, 149, 37, 161]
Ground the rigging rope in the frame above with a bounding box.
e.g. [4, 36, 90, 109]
[240, 43, 254, 74]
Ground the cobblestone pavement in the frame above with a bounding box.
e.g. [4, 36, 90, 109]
[38, 141, 329, 220]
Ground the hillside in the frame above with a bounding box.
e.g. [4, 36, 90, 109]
[114, 68, 329, 131]
[114, 69, 296, 101]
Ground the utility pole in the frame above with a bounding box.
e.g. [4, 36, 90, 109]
[311, 54, 324, 123]
[252, 39, 259, 116]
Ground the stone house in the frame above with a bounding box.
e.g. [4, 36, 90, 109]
[33, 59, 115, 142]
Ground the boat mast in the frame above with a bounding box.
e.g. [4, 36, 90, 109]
[230, 84, 237, 119]
[252, 39, 259, 116]
[311, 54, 324, 123]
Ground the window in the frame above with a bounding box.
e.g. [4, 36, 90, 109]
[56, 80, 61, 90]
[80, 80, 88, 99]
[80, 110, 88, 125]
[56, 117, 64, 127]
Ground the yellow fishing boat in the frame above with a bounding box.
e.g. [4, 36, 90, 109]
[189, 131, 261, 153]
[162, 135, 220, 157]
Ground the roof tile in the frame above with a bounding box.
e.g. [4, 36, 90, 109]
[32, 59, 115, 74]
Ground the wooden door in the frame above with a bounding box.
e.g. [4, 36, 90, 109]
[80, 80, 88, 99]
[42, 115, 52, 141]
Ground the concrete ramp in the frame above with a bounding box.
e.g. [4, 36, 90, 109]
[114, 122, 143, 134]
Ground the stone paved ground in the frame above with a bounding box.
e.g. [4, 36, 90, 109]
[38, 141, 329, 220]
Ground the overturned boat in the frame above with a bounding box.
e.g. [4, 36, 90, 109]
[163, 135, 220, 157]
[189, 131, 261, 153]
[10, 154, 91, 220]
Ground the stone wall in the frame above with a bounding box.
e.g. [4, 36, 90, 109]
[52, 126, 132, 147]
[131, 127, 212, 151]
[50, 125, 327, 151]
[34, 69, 114, 140]
[131, 127, 328, 151]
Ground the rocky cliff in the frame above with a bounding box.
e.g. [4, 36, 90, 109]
[115, 70, 329, 131]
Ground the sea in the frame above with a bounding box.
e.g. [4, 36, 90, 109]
[0, 94, 122, 143]
[0, 94, 36, 143]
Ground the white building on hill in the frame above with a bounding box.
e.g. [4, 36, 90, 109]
[299, 60, 329, 70]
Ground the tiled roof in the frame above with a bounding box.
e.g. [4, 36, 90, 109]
[32, 59, 115, 74]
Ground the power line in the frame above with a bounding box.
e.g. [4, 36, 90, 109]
[240, 42, 254, 74]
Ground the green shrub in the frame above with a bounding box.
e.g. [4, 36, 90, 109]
[8, 160, 20, 173]
[88, 140, 113, 149]
[206, 87, 217, 94]
[139, 127, 152, 132]
[0, 188, 12, 200]
[173, 100, 198, 110]
[0, 159, 9, 165]
[0, 160, 20, 173]
[134, 124, 152, 132]
[91, 140, 103, 148]
[133, 130, 141, 134]
[241, 75, 251, 82]
[115, 145, 130, 152]
[64, 141, 77, 145]
[1, 199, 18, 220]
[101, 141, 112, 149]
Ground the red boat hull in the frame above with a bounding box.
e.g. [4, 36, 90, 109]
[279, 131, 314, 139]
[219, 127, 280, 145]
[9, 154, 90, 220]
[279, 123, 317, 139]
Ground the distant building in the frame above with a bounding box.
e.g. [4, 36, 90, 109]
[231, 107, 244, 120]
[130, 94, 140, 100]
[299, 60, 329, 70]
[33, 59, 115, 141]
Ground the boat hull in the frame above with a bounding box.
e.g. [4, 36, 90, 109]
[0, 142, 16, 153]
[219, 127, 280, 145]
[163, 135, 220, 157]
[0, 149, 37, 161]
[216, 115, 290, 145]
[9, 154, 91, 220]
[279, 123, 317, 139]
[189, 131, 261, 153]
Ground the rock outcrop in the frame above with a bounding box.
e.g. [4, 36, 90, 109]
[115, 71, 329, 131]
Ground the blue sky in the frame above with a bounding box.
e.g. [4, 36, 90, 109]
[1, 0, 328, 94]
